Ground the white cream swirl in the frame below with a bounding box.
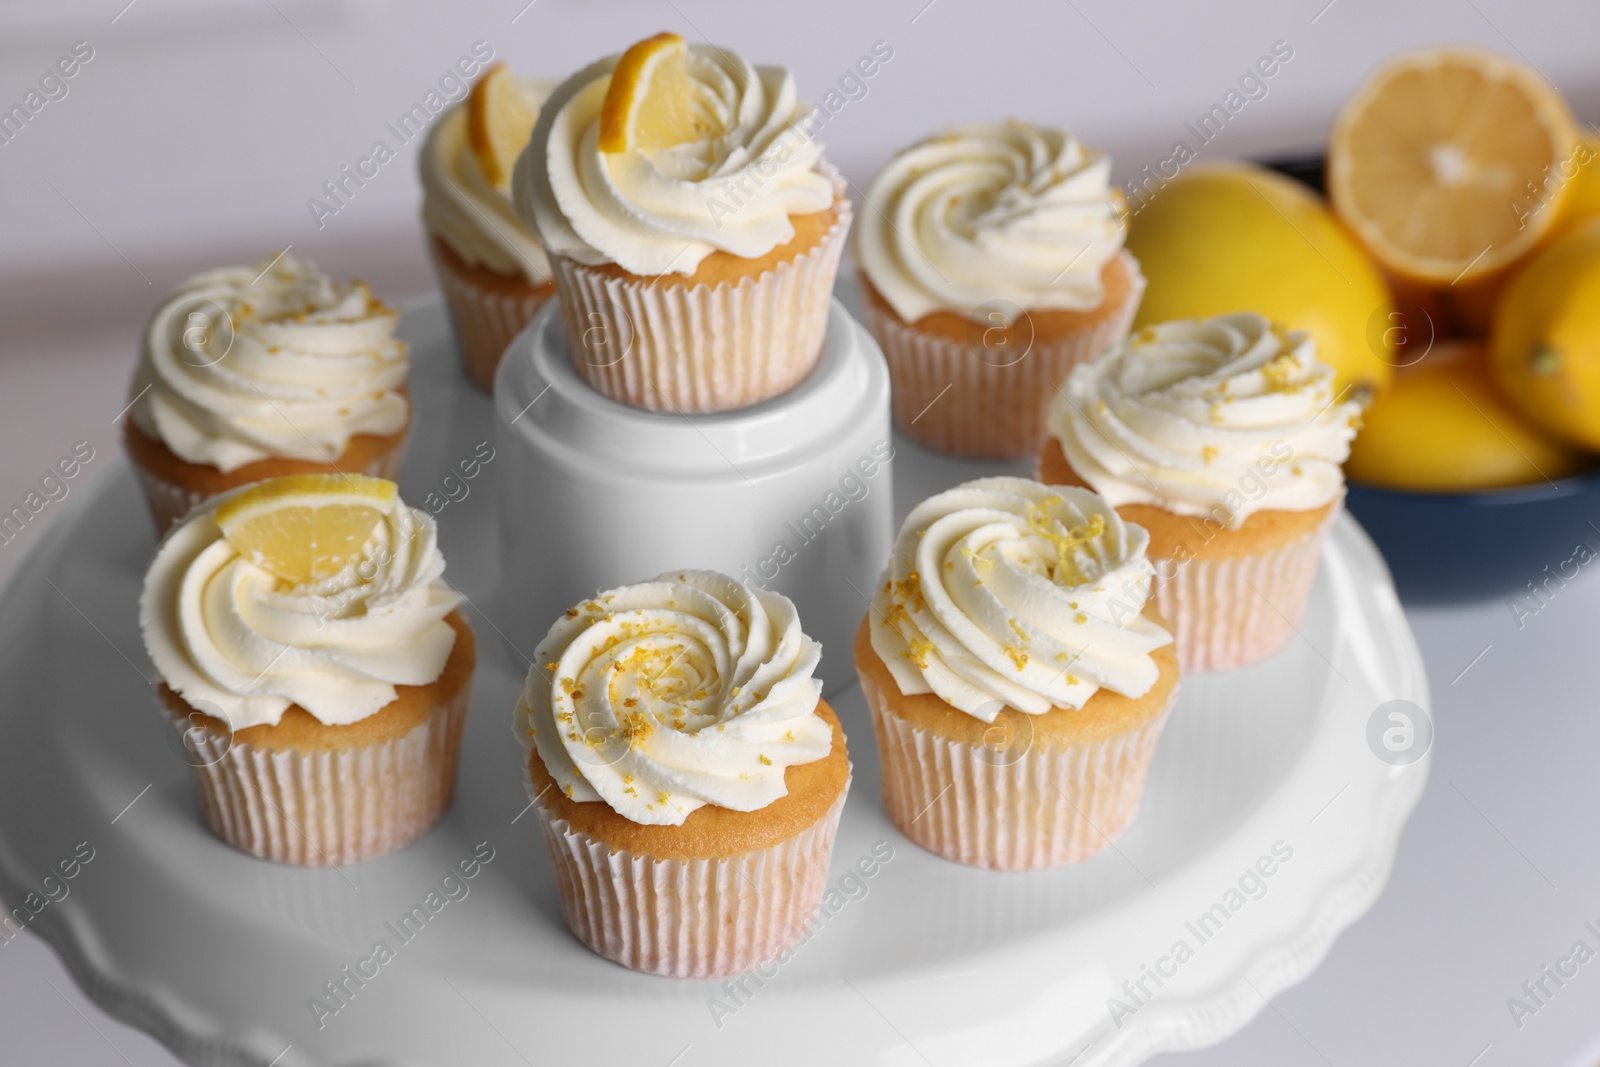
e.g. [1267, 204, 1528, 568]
[129, 255, 409, 473]
[140, 491, 462, 730]
[855, 121, 1125, 324]
[421, 78, 555, 282]
[870, 477, 1171, 719]
[512, 44, 835, 276]
[516, 570, 832, 826]
[1049, 313, 1359, 526]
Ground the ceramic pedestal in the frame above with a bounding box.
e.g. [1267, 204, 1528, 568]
[493, 298, 894, 693]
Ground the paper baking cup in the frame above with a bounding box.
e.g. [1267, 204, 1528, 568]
[529, 784, 849, 978]
[862, 251, 1144, 460]
[427, 238, 556, 391]
[132, 443, 406, 535]
[161, 684, 469, 867]
[860, 673, 1171, 871]
[548, 201, 852, 414]
[1155, 502, 1341, 673]
[132, 467, 214, 536]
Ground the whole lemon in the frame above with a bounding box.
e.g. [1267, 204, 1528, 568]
[1347, 341, 1589, 491]
[1126, 163, 1395, 403]
[1490, 219, 1600, 450]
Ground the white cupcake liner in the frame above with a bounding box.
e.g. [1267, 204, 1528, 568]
[548, 173, 852, 413]
[132, 467, 213, 537]
[132, 442, 406, 535]
[527, 774, 850, 978]
[861, 251, 1144, 460]
[860, 670, 1172, 871]
[160, 683, 470, 867]
[427, 237, 556, 391]
[1154, 500, 1342, 673]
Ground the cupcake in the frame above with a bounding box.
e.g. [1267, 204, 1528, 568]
[513, 32, 851, 413]
[855, 121, 1144, 459]
[515, 570, 849, 977]
[422, 63, 559, 390]
[1041, 313, 1361, 671]
[856, 477, 1178, 870]
[141, 474, 473, 866]
[124, 255, 411, 533]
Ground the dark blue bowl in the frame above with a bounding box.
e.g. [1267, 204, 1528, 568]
[1259, 153, 1600, 605]
[1345, 472, 1600, 604]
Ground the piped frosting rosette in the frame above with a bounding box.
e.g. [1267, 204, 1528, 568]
[870, 477, 1171, 715]
[518, 569, 833, 825]
[512, 38, 851, 411]
[130, 255, 409, 473]
[514, 45, 834, 275]
[141, 495, 461, 730]
[856, 121, 1126, 324]
[422, 77, 557, 283]
[1050, 312, 1358, 527]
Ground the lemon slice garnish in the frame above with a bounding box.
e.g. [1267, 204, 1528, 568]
[467, 62, 540, 189]
[214, 474, 398, 584]
[598, 32, 718, 154]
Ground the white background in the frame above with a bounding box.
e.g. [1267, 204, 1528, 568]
[2, 0, 1599, 1064]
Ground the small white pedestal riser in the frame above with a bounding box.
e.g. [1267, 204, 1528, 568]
[493, 299, 894, 693]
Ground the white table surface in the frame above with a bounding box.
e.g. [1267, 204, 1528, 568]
[2, 1, 1598, 1064]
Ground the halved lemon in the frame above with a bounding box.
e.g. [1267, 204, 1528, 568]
[215, 474, 398, 584]
[467, 62, 540, 188]
[1328, 46, 1579, 286]
[598, 32, 717, 154]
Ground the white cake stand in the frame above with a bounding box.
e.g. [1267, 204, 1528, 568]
[0, 289, 1429, 1067]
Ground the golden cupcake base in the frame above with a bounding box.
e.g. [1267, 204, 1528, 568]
[859, 251, 1144, 460]
[158, 613, 475, 867]
[522, 701, 851, 977]
[427, 235, 557, 391]
[548, 185, 852, 414]
[854, 617, 1179, 871]
[1039, 436, 1341, 671]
